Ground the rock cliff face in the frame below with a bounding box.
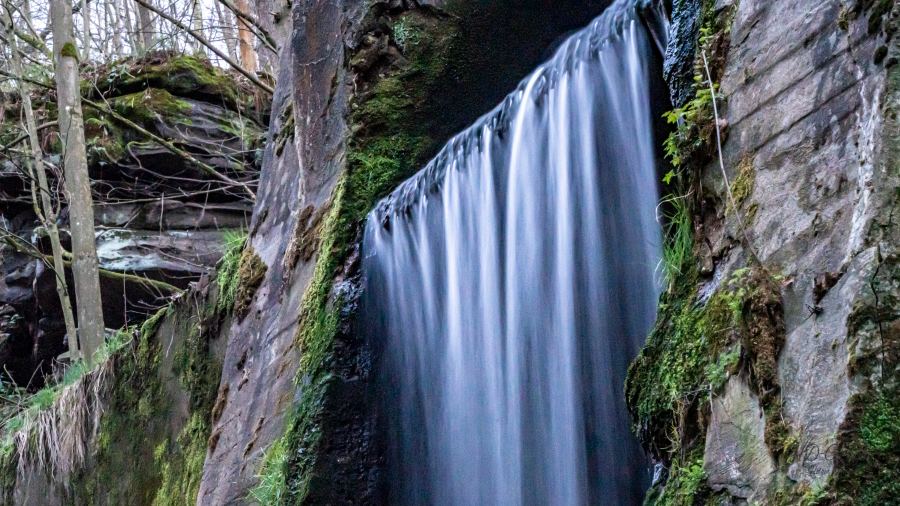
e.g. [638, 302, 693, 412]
[627, 0, 898, 504]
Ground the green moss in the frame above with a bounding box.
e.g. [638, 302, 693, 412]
[67, 265, 229, 504]
[215, 230, 267, 318]
[859, 387, 898, 453]
[153, 412, 210, 506]
[60, 42, 80, 60]
[108, 89, 193, 128]
[81, 309, 170, 504]
[626, 271, 743, 457]
[830, 390, 900, 506]
[233, 248, 267, 318]
[730, 156, 755, 211]
[86, 54, 246, 112]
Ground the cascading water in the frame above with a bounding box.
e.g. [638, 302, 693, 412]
[362, 1, 665, 503]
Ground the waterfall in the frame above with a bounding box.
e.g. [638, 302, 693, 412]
[362, 1, 664, 503]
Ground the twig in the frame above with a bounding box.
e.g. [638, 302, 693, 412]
[701, 50, 760, 264]
[215, 0, 278, 53]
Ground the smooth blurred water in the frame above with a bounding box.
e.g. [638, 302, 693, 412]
[362, 1, 663, 503]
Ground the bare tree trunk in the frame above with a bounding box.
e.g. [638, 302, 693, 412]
[50, 0, 106, 363]
[190, 0, 202, 55]
[214, 0, 238, 62]
[109, 0, 123, 56]
[2, 2, 79, 360]
[136, 0, 153, 52]
[122, 0, 139, 54]
[81, 0, 90, 61]
[217, 0, 277, 53]
[235, 0, 256, 71]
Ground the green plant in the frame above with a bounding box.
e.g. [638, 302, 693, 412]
[859, 393, 899, 452]
[648, 456, 708, 506]
[248, 437, 288, 505]
[660, 193, 694, 287]
[662, 83, 717, 171]
[392, 18, 422, 50]
[215, 229, 247, 314]
[704, 346, 741, 392]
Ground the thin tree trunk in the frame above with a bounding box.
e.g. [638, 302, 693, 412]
[217, 0, 277, 53]
[2, 2, 79, 360]
[109, 0, 123, 56]
[136, 0, 153, 52]
[235, 0, 256, 71]
[122, 0, 139, 55]
[191, 0, 203, 55]
[50, 0, 106, 363]
[214, 0, 238, 62]
[81, 0, 90, 61]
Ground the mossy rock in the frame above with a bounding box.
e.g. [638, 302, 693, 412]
[84, 53, 247, 112]
[82, 87, 263, 181]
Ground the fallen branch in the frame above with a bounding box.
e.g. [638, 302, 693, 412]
[0, 230, 182, 294]
[132, 0, 274, 94]
[59, 251, 182, 294]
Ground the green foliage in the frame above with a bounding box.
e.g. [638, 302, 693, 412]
[660, 194, 694, 288]
[248, 437, 289, 505]
[704, 346, 740, 392]
[392, 18, 422, 51]
[859, 393, 899, 452]
[662, 84, 717, 170]
[647, 455, 709, 506]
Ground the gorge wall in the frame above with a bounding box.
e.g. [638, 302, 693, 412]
[0, 0, 896, 504]
[628, 0, 898, 504]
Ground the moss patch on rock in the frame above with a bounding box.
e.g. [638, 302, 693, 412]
[84, 52, 247, 112]
[214, 231, 267, 318]
[233, 248, 267, 318]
